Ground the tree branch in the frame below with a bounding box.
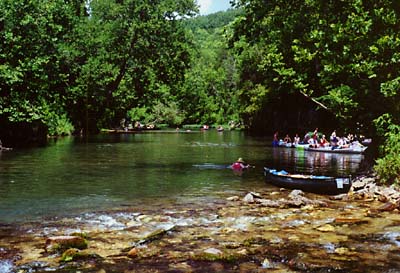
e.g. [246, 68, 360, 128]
[299, 90, 329, 111]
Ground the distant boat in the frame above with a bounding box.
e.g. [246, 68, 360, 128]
[264, 167, 352, 195]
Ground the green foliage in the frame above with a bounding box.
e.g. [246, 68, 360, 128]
[242, 84, 271, 116]
[380, 76, 400, 98]
[0, 0, 244, 134]
[227, 0, 400, 183]
[319, 85, 358, 120]
[64, 0, 198, 131]
[375, 154, 400, 185]
[153, 101, 185, 126]
[127, 101, 185, 127]
[127, 107, 149, 124]
[0, 0, 77, 127]
[46, 114, 75, 136]
[373, 114, 400, 185]
[0, 0, 198, 134]
[183, 8, 242, 33]
[229, 0, 400, 133]
[179, 11, 241, 125]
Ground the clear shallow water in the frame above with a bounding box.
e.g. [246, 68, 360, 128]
[0, 130, 366, 223]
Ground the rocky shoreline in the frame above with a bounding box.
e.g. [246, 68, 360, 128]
[1, 174, 400, 273]
[242, 173, 400, 211]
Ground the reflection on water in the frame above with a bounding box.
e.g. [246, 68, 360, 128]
[0, 131, 367, 223]
[270, 147, 365, 176]
[192, 163, 230, 170]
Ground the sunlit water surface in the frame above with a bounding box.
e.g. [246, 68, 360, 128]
[0, 130, 367, 223]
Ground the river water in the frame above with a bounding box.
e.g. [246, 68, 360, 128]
[4, 130, 400, 273]
[0, 130, 366, 224]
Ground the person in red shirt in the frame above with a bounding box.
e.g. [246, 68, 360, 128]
[231, 158, 250, 170]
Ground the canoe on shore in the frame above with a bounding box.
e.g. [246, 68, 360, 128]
[264, 167, 352, 195]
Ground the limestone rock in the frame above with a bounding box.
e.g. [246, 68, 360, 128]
[60, 248, 102, 262]
[243, 193, 254, 203]
[45, 235, 87, 253]
[204, 248, 222, 256]
[226, 196, 240, 201]
[262, 258, 275, 269]
[316, 224, 335, 232]
[376, 202, 397, 212]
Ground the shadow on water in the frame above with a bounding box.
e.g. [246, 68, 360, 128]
[267, 146, 366, 176]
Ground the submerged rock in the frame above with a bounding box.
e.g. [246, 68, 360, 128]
[286, 190, 328, 207]
[261, 258, 275, 269]
[60, 248, 101, 262]
[334, 218, 369, 225]
[134, 224, 175, 246]
[7, 173, 400, 272]
[204, 248, 223, 256]
[45, 235, 87, 253]
[242, 190, 328, 208]
[259, 199, 282, 208]
[376, 202, 397, 212]
[243, 192, 263, 203]
[316, 224, 335, 232]
[334, 247, 357, 256]
[243, 193, 254, 203]
[226, 196, 240, 201]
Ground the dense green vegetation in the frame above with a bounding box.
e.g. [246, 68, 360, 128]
[1, 0, 400, 183]
[229, 0, 400, 133]
[1, 0, 198, 134]
[180, 9, 242, 125]
[229, 0, 400, 183]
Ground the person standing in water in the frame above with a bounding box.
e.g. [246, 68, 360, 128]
[231, 158, 250, 170]
[272, 132, 279, 147]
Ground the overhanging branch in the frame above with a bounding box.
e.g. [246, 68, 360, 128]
[299, 90, 329, 111]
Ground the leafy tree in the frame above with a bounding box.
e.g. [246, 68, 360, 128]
[0, 0, 80, 135]
[180, 9, 241, 125]
[374, 114, 400, 184]
[229, 0, 400, 135]
[0, 0, 198, 136]
[65, 0, 197, 132]
[184, 8, 242, 33]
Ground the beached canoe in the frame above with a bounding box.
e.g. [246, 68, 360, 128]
[264, 167, 352, 195]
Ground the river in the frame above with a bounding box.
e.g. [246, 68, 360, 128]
[0, 130, 365, 224]
[4, 130, 391, 273]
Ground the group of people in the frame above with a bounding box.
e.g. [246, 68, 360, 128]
[221, 128, 368, 174]
[272, 131, 301, 147]
[274, 128, 365, 149]
[306, 128, 363, 149]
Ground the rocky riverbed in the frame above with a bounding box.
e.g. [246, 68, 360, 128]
[1, 175, 400, 273]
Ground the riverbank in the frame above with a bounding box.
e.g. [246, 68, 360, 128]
[1, 175, 400, 273]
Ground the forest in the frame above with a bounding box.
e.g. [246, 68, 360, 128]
[1, 0, 400, 183]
